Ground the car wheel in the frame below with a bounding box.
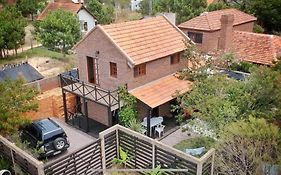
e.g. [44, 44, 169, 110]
[53, 138, 66, 150]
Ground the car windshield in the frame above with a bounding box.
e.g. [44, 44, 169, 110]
[25, 125, 42, 141]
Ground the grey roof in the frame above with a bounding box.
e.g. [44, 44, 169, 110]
[0, 62, 44, 83]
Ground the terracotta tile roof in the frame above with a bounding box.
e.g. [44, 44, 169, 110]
[178, 8, 256, 31]
[37, 1, 82, 20]
[232, 31, 281, 65]
[129, 74, 192, 108]
[100, 16, 188, 65]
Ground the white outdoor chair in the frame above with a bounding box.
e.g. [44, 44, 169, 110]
[140, 126, 147, 135]
[143, 117, 147, 123]
[155, 124, 165, 137]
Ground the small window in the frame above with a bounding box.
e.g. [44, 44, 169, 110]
[188, 32, 203, 43]
[84, 22, 88, 31]
[134, 64, 146, 77]
[170, 53, 180, 64]
[110, 62, 117, 78]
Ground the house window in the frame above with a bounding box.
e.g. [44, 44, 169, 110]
[134, 64, 146, 77]
[84, 22, 88, 31]
[188, 32, 203, 43]
[170, 53, 181, 64]
[110, 62, 117, 78]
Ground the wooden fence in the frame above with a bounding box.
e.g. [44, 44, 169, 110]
[0, 125, 215, 175]
[0, 136, 44, 175]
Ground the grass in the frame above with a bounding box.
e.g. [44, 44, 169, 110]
[0, 47, 75, 65]
[174, 136, 215, 156]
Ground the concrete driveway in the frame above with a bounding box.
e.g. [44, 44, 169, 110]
[47, 117, 96, 163]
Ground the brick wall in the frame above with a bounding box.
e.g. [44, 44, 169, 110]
[87, 101, 109, 126]
[27, 76, 60, 93]
[24, 88, 76, 121]
[179, 21, 255, 53]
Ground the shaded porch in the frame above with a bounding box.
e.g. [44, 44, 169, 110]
[129, 74, 192, 138]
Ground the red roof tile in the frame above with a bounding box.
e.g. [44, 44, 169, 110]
[178, 8, 256, 31]
[129, 74, 192, 108]
[37, 2, 82, 20]
[233, 31, 281, 65]
[99, 16, 189, 65]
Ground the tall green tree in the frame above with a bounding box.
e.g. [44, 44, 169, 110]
[87, 0, 114, 24]
[225, 0, 281, 33]
[0, 79, 38, 135]
[207, 1, 228, 12]
[37, 9, 81, 54]
[0, 6, 27, 58]
[16, 0, 39, 20]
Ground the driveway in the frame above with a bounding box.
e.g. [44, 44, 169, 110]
[47, 117, 96, 163]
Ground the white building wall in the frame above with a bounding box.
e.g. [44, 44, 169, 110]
[131, 0, 142, 11]
[77, 9, 96, 34]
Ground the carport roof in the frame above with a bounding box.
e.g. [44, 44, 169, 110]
[129, 74, 192, 108]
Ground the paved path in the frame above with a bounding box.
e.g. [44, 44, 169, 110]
[47, 117, 96, 163]
[160, 128, 198, 147]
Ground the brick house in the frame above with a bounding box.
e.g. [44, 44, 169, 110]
[37, 0, 97, 35]
[178, 8, 257, 53]
[69, 15, 192, 134]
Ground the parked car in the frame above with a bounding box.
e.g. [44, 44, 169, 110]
[20, 118, 70, 159]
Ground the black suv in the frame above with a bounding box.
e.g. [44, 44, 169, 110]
[20, 118, 70, 159]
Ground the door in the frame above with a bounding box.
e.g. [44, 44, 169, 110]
[87, 56, 99, 85]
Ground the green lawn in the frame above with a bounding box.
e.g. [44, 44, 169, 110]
[0, 47, 75, 65]
[174, 136, 215, 156]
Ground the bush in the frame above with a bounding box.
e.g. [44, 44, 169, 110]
[0, 156, 10, 170]
[215, 117, 281, 175]
[174, 136, 215, 153]
[230, 61, 254, 73]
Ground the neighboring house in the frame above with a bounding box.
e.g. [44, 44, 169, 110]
[37, 0, 97, 35]
[178, 8, 257, 52]
[131, 0, 142, 11]
[0, 62, 44, 83]
[72, 15, 192, 130]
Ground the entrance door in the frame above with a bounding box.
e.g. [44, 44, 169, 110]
[87, 56, 99, 85]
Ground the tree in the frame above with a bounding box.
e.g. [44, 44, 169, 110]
[16, 0, 39, 20]
[225, 0, 281, 33]
[0, 79, 38, 135]
[87, 0, 114, 24]
[207, 1, 228, 12]
[37, 9, 81, 55]
[140, 0, 207, 24]
[175, 66, 281, 131]
[215, 117, 280, 175]
[0, 6, 27, 58]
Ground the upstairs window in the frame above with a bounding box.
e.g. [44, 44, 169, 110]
[134, 64, 146, 77]
[110, 62, 117, 78]
[170, 53, 181, 64]
[188, 32, 203, 43]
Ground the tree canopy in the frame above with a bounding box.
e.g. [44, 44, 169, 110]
[225, 0, 281, 33]
[87, 0, 114, 24]
[37, 9, 81, 54]
[0, 79, 38, 135]
[140, 0, 207, 24]
[0, 6, 27, 58]
[16, 0, 41, 20]
[176, 66, 281, 131]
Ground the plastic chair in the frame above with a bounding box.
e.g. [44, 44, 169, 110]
[155, 124, 165, 137]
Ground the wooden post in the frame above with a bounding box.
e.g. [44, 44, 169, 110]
[83, 98, 89, 132]
[152, 142, 155, 169]
[147, 108, 152, 137]
[197, 162, 203, 175]
[100, 136, 106, 174]
[211, 151, 215, 175]
[62, 90, 68, 123]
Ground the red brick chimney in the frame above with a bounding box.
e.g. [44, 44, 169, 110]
[218, 14, 234, 51]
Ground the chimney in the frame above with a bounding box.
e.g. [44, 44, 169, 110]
[163, 12, 176, 25]
[218, 14, 234, 51]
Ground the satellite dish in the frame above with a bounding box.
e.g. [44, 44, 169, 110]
[0, 170, 11, 175]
